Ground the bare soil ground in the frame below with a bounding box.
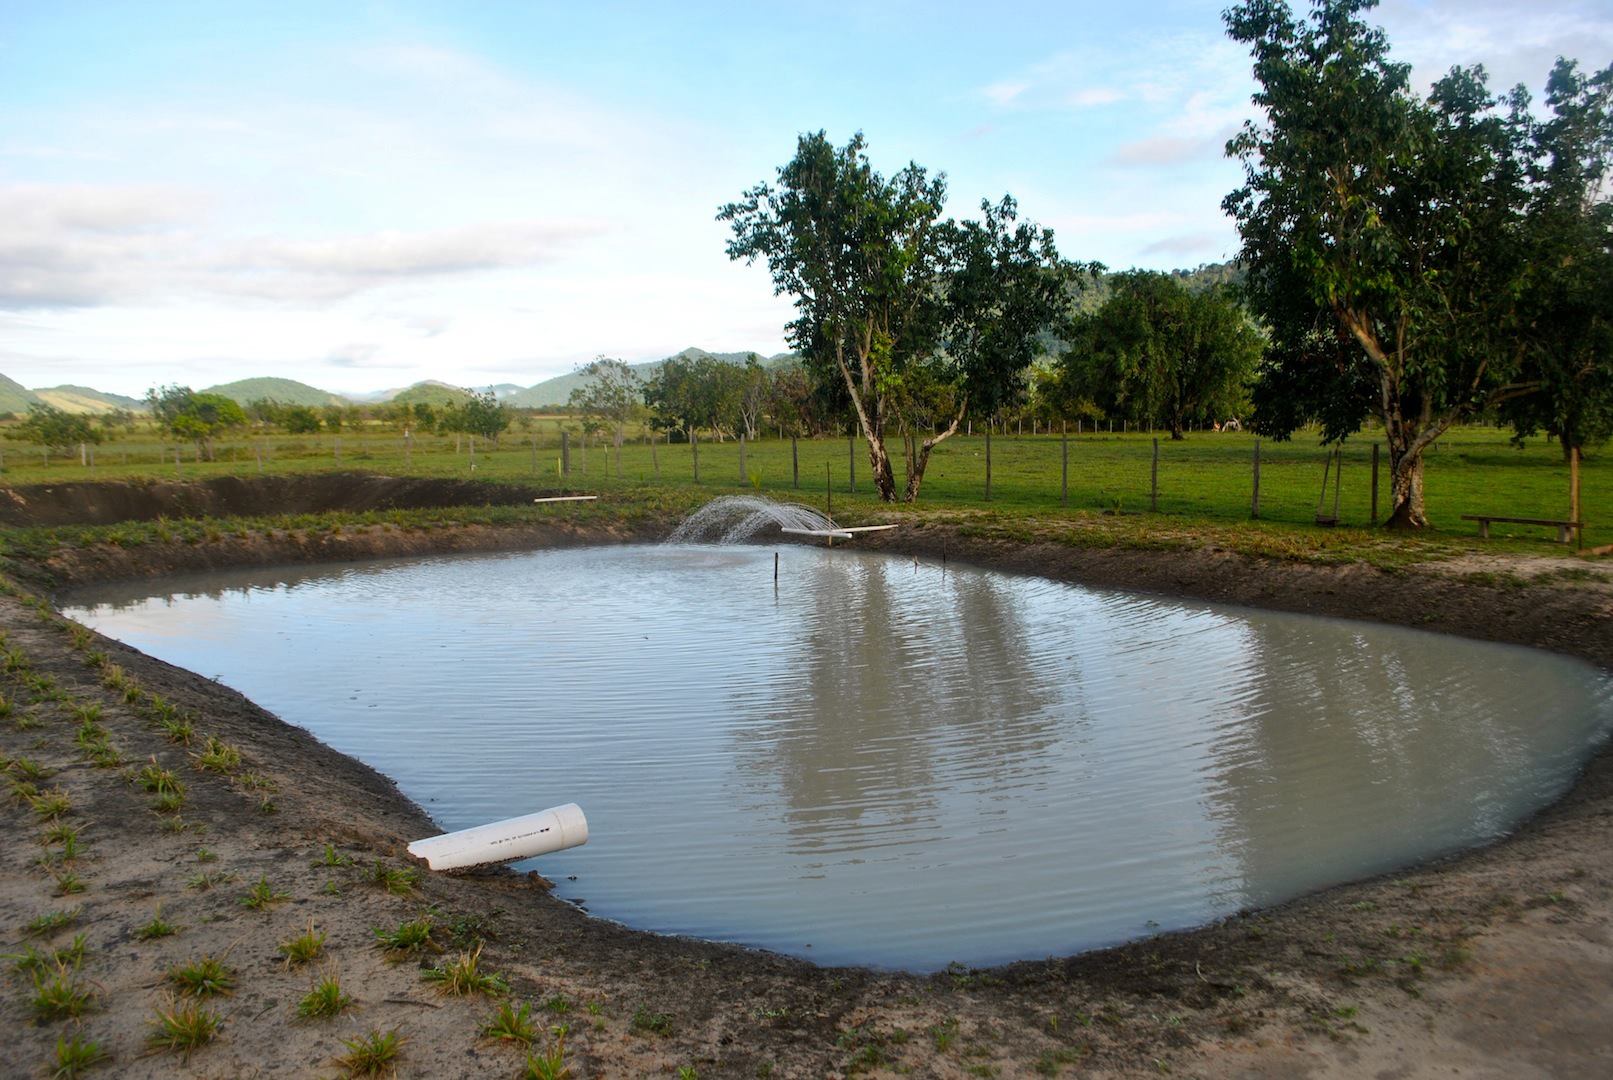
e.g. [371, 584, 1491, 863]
[2, 476, 1611, 1078]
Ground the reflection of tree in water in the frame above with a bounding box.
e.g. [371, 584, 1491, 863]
[1201, 617, 1541, 906]
[733, 556, 1082, 855]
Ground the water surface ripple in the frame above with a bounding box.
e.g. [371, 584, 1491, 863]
[62, 545, 1613, 969]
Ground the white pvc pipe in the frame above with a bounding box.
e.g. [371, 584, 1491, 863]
[407, 803, 588, 871]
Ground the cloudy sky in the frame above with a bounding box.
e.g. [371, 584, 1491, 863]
[2, 1, 1609, 398]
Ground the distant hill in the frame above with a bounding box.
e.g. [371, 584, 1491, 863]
[390, 381, 474, 408]
[0, 373, 42, 415]
[203, 377, 350, 408]
[33, 385, 145, 414]
[507, 347, 789, 408]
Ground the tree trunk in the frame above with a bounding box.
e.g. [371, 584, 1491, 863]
[1384, 444, 1428, 528]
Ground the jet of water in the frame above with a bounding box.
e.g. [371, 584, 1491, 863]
[667, 495, 839, 544]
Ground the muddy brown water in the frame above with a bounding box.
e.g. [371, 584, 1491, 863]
[62, 544, 1613, 970]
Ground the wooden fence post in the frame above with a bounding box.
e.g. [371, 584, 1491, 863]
[691, 430, 699, 483]
[848, 436, 855, 492]
[1061, 422, 1069, 507]
[1151, 438, 1159, 512]
[984, 427, 992, 501]
[1370, 443, 1379, 525]
[739, 434, 747, 484]
[1251, 438, 1261, 519]
[791, 436, 799, 488]
[561, 431, 570, 476]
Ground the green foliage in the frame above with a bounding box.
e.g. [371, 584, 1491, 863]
[483, 999, 539, 1044]
[1222, 0, 1609, 526]
[31, 963, 94, 1021]
[421, 944, 508, 996]
[145, 385, 247, 460]
[334, 1029, 402, 1076]
[297, 972, 354, 1018]
[720, 131, 1069, 501]
[50, 1033, 108, 1078]
[1055, 272, 1260, 437]
[168, 954, 235, 997]
[147, 998, 221, 1053]
[8, 404, 103, 454]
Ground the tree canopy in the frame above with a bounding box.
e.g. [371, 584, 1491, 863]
[720, 131, 1069, 501]
[145, 385, 247, 460]
[7, 403, 103, 454]
[1052, 272, 1260, 439]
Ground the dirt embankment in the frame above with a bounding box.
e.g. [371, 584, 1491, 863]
[3, 475, 1612, 1079]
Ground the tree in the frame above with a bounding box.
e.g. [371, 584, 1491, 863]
[1225, 0, 1538, 527]
[1499, 58, 1613, 460]
[453, 388, 511, 443]
[643, 354, 740, 439]
[568, 357, 644, 448]
[145, 385, 246, 461]
[720, 131, 1066, 502]
[8, 403, 102, 454]
[1055, 272, 1260, 439]
[735, 354, 769, 441]
[282, 405, 322, 434]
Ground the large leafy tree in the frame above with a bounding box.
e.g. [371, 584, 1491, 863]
[720, 132, 1066, 502]
[146, 385, 247, 461]
[1055, 272, 1260, 439]
[569, 357, 644, 448]
[1225, 0, 1538, 527]
[1500, 58, 1613, 460]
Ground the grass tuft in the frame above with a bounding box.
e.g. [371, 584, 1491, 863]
[51, 1033, 108, 1078]
[278, 921, 326, 967]
[136, 910, 180, 941]
[372, 916, 437, 957]
[31, 962, 95, 1021]
[365, 859, 418, 896]
[193, 735, 242, 774]
[25, 907, 82, 938]
[483, 999, 538, 1044]
[524, 1035, 573, 1080]
[240, 875, 291, 910]
[167, 954, 235, 997]
[297, 971, 354, 1019]
[334, 1028, 402, 1077]
[421, 944, 508, 996]
[147, 997, 220, 1056]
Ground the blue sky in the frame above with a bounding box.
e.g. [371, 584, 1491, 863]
[2, 0, 1609, 398]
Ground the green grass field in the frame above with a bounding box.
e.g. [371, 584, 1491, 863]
[1, 421, 1604, 553]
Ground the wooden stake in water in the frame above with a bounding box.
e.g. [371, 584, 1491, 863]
[774, 551, 779, 584]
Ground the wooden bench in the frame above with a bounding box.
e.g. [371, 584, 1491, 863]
[1461, 514, 1582, 543]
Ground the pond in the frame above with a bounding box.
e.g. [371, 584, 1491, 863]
[61, 544, 1613, 970]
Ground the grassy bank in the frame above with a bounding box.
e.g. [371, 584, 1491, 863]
[3, 425, 1603, 550]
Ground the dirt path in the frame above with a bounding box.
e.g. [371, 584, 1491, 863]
[3, 486, 1612, 1078]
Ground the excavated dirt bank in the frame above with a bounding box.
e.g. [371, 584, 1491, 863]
[3, 475, 1612, 1078]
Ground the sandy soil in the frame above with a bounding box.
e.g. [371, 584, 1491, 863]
[3, 478, 1612, 1078]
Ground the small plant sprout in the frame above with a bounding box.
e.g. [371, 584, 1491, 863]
[11, 756, 53, 781]
[168, 954, 235, 997]
[194, 847, 217, 862]
[483, 1000, 538, 1044]
[632, 1007, 673, 1035]
[26, 907, 82, 937]
[421, 944, 508, 996]
[68, 624, 94, 650]
[30, 961, 95, 1021]
[185, 870, 234, 891]
[279, 921, 326, 967]
[70, 702, 102, 725]
[44, 820, 85, 853]
[241, 875, 291, 910]
[297, 970, 354, 1019]
[157, 714, 194, 745]
[372, 916, 437, 957]
[334, 1029, 402, 1077]
[7, 934, 87, 977]
[194, 736, 241, 774]
[98, 664, 127, 691]
[524, 1038, 573, 1080]
[136, 909, 180, 941]
[51, 869, 87, 896]
[29, 788, 72, 820]
[51, 1033, 108, 1077]
[147, 997, 221, 1056]
[314, 842, 353, 868]
[365, 860, 418, 896]
[543, 994, 571, 1015]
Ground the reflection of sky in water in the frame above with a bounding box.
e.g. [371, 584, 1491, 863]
[63, 546, 1613, 970]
